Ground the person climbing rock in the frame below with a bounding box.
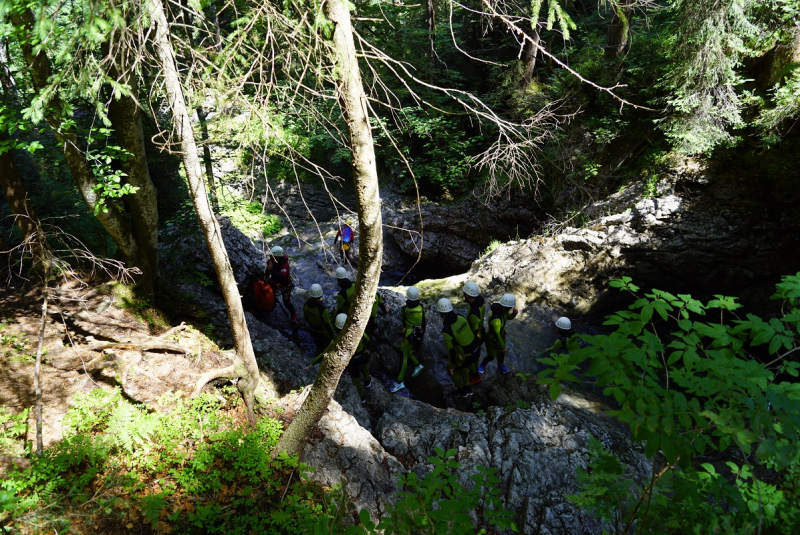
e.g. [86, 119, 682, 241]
[393, 286, 426, 392]
[462, 280, 486, 383]
[478, 293, 519, 375]
[306, 313, 372, 405]
[303, 283, 335, 353]
[542, 316, 580, 355]
[438, 297, 481, 398]
[266, 245, 297, 323]
[333, 219, 356, 262]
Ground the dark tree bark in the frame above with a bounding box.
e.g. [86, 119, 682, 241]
[519, 24, 541, 93]
[605, 1, 634, 59]
[146, 0, 273, 423]
[273, 0, 384, 459]
[0, 134, 49, 274]
[425, 0, 436, 69]
[106, 42, 159, 297]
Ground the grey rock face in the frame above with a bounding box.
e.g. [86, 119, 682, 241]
[377, 393, 649, 534]
[465, 166, 800, 314]
[384, 192, 542, 273]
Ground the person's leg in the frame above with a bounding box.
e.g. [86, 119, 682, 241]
[398, 342, 411, 382]
[283, 289, 297, 322]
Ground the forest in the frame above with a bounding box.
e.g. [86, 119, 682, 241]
[1, 0, 800, 533]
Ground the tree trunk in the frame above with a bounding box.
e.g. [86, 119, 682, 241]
[0, 37, 15, 94]
[146, 0, 272, 423]
[273, 0, 384, 459]
[425, 0, 436, 69]
[605, 1, 633, 59]
[0, 134, 49, 274]
[519, 25, 541, 93]
[196, 107, 220, 212]
[107, 44, 159, 298]
[9, 9, 139, 261]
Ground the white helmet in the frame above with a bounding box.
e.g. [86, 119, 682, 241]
[437, 297, 453, 313]
[498, 293, 516, 308]
[335, 313, 347, 330]
[309, 284, 323, 298]
[462, 281, 480, 297]
[335, 267, 349, 280]
[406, 286, 420, 300]
[271, 245, 283, 257]
[555, 317, 572, 330]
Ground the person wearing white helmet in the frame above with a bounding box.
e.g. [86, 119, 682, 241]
[335, 267, 389, 336]
[303, 283, 335, 352]
[438, 297, 481, 398]
[478, 293, 519, 375]
[392, 286, 426, 392]
[266, 245, 297, 323]
[462, 281, 487, 382]
[306, 313, 372, 404]
[546, 316, 576, 353]
[334, 219, 356, 262]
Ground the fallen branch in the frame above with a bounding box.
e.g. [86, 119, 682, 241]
[192, 365, 236, 397]
[85, 341, 186, 353]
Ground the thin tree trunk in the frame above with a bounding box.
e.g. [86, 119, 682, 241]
[605, 1, 633, 59]
[425, 0, 436, 69]
[0, 37, 15, 94]
[196, 107, 219, 212]
[273, 0, 384, 459]
[9, 9, 139, 261]
[146, 0, 272, 423]
[106, 44, 159, 298]
[34, 277, 49, 455]
[208, 1, 223, 51]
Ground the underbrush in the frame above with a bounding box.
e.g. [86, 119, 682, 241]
[0, 389, 326, 534]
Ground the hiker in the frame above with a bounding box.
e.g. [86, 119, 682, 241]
[335, 266, 388, 336]
[242, 273, 276, 324]
[266, 245, 297, 323]
[543, 316, 578, 354]
[306, 313, 372, 405]
[478, 293, 519, 375]
[462, 281, 486, 382]
[333, 219, 356, 262]
[335, 266, 356, 315]
[303, 283, 335, 353]
[392, 286, 426, 392]
[438, 297, 482, 398]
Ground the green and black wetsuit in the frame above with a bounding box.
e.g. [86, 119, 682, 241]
[465, 295, 486, 372]
[441, 311, 481, 391]
[303, 298, 335, 352]
[481, 303, 518, 367]
[398, 299, 425, 382]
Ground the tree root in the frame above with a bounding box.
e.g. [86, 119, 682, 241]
[192, 365, 236, 397]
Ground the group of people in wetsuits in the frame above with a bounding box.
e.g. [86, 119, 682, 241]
[249, 244, 574, 403]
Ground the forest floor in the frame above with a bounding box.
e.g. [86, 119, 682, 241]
[0, 275, 234, 472]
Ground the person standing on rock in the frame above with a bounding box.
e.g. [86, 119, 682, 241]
[336, 266, 388, 337]
[478, 293, 518, 375]
[303, 283, 336, 353]
[306, 313, 372, 405]
[266, 246, 297, 324]
[462, 281, 487, 382]
[333, 219, 356, 263]
[438, 297, 481, 398]
[393, 286, 426, 392]
[335, 266, 356, 316]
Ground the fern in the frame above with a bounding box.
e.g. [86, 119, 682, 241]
[107, 403, 159, 454]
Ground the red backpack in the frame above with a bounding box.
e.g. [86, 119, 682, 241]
[253, 280, 276, 311]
